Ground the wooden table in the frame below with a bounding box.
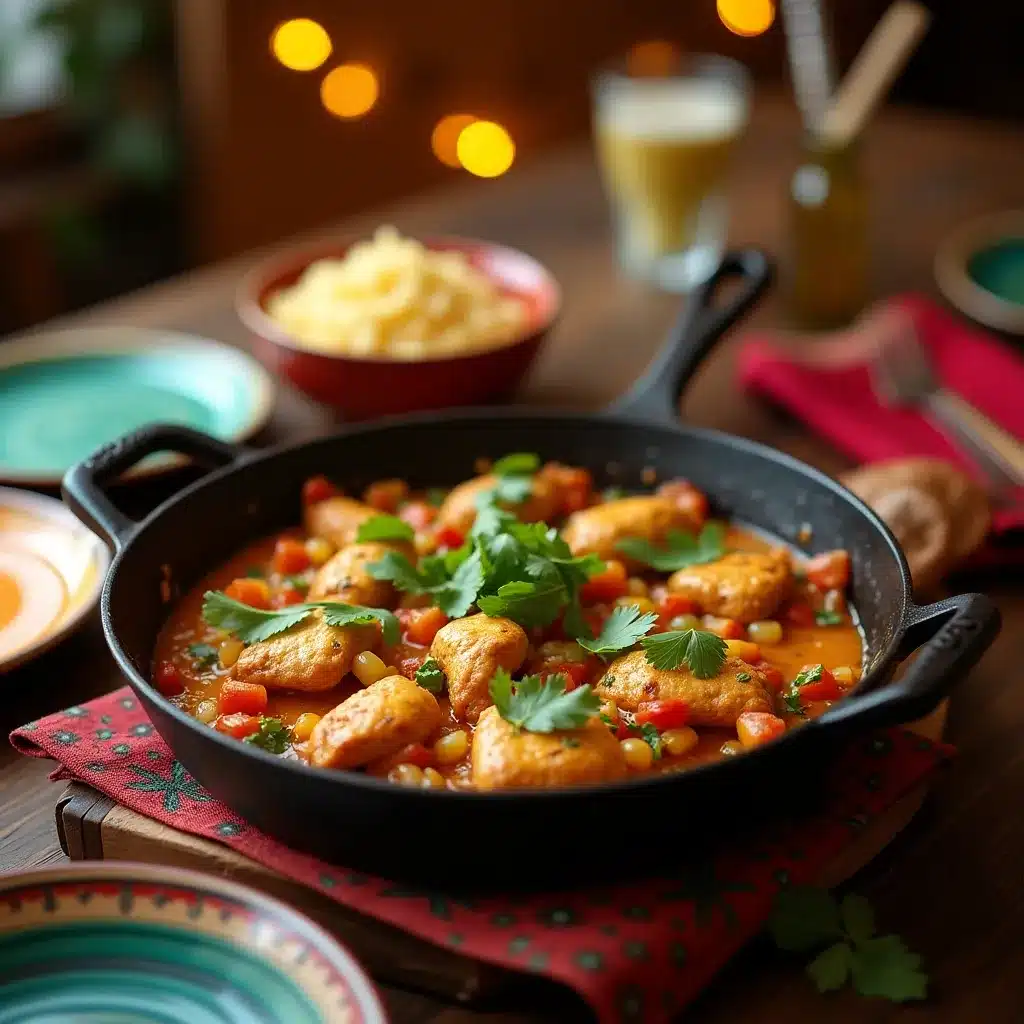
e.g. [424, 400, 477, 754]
[3, 95, 1023, 1022]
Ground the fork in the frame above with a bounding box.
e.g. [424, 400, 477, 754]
[871, 323, 1024, 495]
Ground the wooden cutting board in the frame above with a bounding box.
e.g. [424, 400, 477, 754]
[55, 703, 946, 1004]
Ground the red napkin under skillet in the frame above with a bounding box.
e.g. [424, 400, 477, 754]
[11, 688, 951, 1024]
[737, 294, 1024, 542]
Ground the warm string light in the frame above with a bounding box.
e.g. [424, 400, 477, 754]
[270, 18, 332, 71]
[431, 114, 477, 168]
[717, 0, 776, 37]
[455, 120, 516, 178]
[320, 63, 379, 119]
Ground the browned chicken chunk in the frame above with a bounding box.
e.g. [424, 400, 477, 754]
[562, 496, 700, 568]
[668, 549, 793, 622]
[309, 675, 441, 769]
[303, 497, 377, 549]
[435, 474, 561, 535]
[594, 651, 773, 727]
[471, 706, 627, 790]
[430, 614, 529, 722]
[233, 612, 375, 692]
[307, 540, 414, 607]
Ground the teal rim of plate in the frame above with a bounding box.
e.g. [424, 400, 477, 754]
[0, 338, 273, 481]
[967, 237, 1024, 308]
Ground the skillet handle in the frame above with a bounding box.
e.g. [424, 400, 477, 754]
[610, 248, 773, 422]
[62, 423, 250, 552]
[820, 592, 1000, 731]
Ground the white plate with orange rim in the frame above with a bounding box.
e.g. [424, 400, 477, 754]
[0, 487, 109, 673]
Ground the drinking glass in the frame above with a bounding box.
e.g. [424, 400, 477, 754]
[593, 55, 751, 292]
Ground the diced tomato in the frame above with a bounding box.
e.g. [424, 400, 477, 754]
[272, 587, 305, 608]
[580, 560, 629, 603]
[382, 742, 434, 772]
[224, 577, 271, 610]
[434, 525, 465, 550]
[405, 606, 449, 646]
[272, 537, 311, 575]
[635, 699, 691, 730]
[794, 665, 842, 701]
[302, 475, 339, 505]
[783, 601, 816, 628]
[702, 615, 744, 640]
[657, 479, 709, 525]
[582, 604, 613, 638]
[400, 501, 437, 531]
[602, 709, 632, 740]
[657, 594, 699, 620]
[757, 663, 786, 693]
[737, 711, 787, 748]
[363, 479, 409, 513]
[542, 661, 591, 690]
[218, 680, 269, 716]
[154, 662, 183, 697]
[539, 463, 593, 515]
[806, 550, 851, 591]
[397, 652, 428, 678]
[215, 712, 261, 739]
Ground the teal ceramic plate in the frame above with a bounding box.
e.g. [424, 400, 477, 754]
[936, 210, 1024, 336]
[0, 328, 276, 486]
[0, 863, 387, 1023]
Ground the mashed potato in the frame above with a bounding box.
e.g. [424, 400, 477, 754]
[265, 227, 529, 359]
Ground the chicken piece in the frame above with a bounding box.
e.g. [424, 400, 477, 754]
[594, 651, 772, 727]
[309, 675, 441, 769]
[307, 540, 414, 607]
[435, 474, 561, 535]
[304, 497, 377, 549]
[471, 706, 628, 790]
[668, 549, 793, 622]
[430, 614, 529, 722]
[562, 495, 700, 568]
[233, 611, 375, 692]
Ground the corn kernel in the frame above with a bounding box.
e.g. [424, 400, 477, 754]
[627, 577, 649, 597]
[615, 596, 657, 615]
[720, 740, 744, 757]
[388, 763, 424, 786]
[434, 730, 469, 764]
[195, 700, 218, 724]
[600, 700, 619, 719]
[747, 620, 783, 645]
[725, 639, 761, 662]
[621, 737, 654, 770]
[422, 767, 446, 789]
[832, 665, 856, 686]
[661, 726, 699, 757]
[304, 536, 335, 567]
[669, 613, 700, 631]
[218, 638, 244, 669]
[292, 712, 321, 742]
[353, 650, 388, 687]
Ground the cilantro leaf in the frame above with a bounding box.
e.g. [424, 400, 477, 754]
[187, 642, 219, 668]
[434, 547, 484, 618]
[640, 628, 727, 678]
[471, 503, 517, 537]
[782, 690, 807, 716]
[493, 475, 534, 504]
[243, 717, 290, 754]
[578, 604, 658, 658]
[561, 598, 593, 642]
[491, 452, 540, 476]
[489, 669, 600, 732]
[477, 578, 567, 628]
[793, 664, 824, 687]
[201, 591, 313, 643]
[639, 721, 662, 759]
[841, 893, 875, 945]
[415, 656, 446, 693]
[815, 610, 844, 626]
[769, 886, 843, 951]
[807, 942, 853, 993]
[615, 523, 727, 572]
[318, 603, 399, 646]
[367, 551, 446, 593]
[850, 935, 928, 1002]
[356, 514, 415, 543]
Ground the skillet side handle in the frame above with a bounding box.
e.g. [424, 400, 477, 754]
[62, 423, 250, 552]
[820, 593, 1000, 732]
[611, 248, 773, 423]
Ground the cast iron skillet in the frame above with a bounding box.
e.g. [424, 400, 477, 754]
[64, 252, 1000, 889]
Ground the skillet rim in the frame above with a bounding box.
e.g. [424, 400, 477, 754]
[98, 406, 915, 803]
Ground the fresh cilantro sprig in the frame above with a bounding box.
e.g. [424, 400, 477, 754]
[415, 656, 446, 693]
[815, 610, 844, 626]
[640, 628, 727, 678]
[201, 591, 399, 646]
[243, 716, 291, 754]
[489, 668, 600, 733]
[578, 604, 659, 658]
[356, 514, 415, 544]
[770, 887, 927, 1002]
[639, 721, 662, 759]
[187, 642, 219, 669]
[616, 523, 727, 572]
[475, 452, 541, 507]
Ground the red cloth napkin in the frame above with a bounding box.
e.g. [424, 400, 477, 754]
[737, 294, 1024, 536]
[11, 689, 951, 1024]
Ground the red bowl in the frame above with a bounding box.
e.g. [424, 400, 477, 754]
[236, 236, 561, 420]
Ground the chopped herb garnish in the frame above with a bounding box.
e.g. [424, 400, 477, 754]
[282, 574, 310, 593]
[639, 722, 662, 760]
[782, 690, 806, 716]
[793, 664, 824, 688]
[357, 514, 415, 544]
[475, 452, 540, 506]
[491, 452, 540, 477]
[815, 610, 844, 626]
[640, 628, 727, 679]
[615, 523, 727, 572]
[578, 604, 658, 659]
[600, 712, 618, 730]
[415, 656, 446, 693]
[187, 642, 219, 669]
[243, 717, 290, 754]
[489, 668, 600, 733]
[736, 671, 752, 682]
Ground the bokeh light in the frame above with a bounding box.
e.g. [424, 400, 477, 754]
[717, 0, 776, 37]
[271, 18, 332, 71]
[626, 40, 680, 77]
[456, 121, 515, 178]
[321, 63, 379, 119]
[431, 114, 477, 168]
